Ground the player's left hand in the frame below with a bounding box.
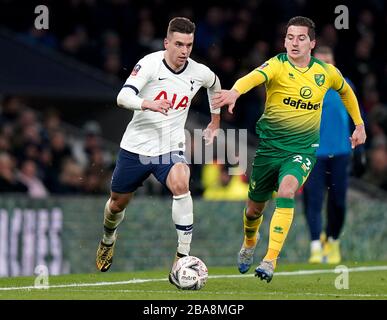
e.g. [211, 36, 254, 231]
[350, 124, 367, 149]
[203, 122, 219, 145]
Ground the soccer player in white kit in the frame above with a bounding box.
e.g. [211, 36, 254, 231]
[96, 17, 221, 284]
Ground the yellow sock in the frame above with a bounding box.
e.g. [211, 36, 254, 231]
[243, 209, 263, 248]
[263, 198, 294, 267]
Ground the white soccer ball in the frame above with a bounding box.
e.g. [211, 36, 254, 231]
[170, 256, 208, 290]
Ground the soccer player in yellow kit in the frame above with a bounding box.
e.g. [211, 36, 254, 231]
[212, 16, 366, 282]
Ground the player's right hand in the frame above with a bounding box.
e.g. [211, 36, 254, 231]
[142, 99, 171, 115]
[211, 89, 240, 114]
[350, 124, 367, 149]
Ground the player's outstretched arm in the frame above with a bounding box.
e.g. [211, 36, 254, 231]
[211, 69, 266, 114]
[211, 89, 241, 114]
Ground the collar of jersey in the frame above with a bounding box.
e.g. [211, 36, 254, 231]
[162, 59, 189, 74]
[285, 53, 315, 73]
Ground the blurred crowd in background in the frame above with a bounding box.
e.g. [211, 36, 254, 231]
[0, 96, 114, 197]
[0, 0, 386, 197]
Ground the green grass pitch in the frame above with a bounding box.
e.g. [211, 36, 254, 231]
[0, 262, 386, 300]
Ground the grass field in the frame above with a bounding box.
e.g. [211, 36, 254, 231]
[0, 262, 386, 300]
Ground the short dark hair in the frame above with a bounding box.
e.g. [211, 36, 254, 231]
[314, 46, 333, 56]
[167, 17, 195, 36]
[286, 16, 316, 40]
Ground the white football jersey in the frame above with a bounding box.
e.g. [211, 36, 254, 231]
[119, 51, 217, 156]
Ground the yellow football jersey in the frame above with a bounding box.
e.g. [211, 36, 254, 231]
[233, 53, 362, 155]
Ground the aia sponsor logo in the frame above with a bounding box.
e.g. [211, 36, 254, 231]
[154, 91, 189, 110]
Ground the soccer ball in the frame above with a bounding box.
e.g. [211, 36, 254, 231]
[170, 256, 208, 290]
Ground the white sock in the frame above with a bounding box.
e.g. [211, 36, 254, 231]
[172, 191, 193, 256]
[103, 199, 125, 245]
[311, 240, 322, 251]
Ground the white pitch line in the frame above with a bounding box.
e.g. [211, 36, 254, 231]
[0, 265, 386, 291]
[0, 278, 162, 291]
[210, 265, 387, 278]
[64, 289, 387, 298]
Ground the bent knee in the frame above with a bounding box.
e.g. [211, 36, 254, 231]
[109, 195, 131, 213]
[277, 189, 296, 199]
[246, 205, 264, 219]
[171, 183, 189, 196]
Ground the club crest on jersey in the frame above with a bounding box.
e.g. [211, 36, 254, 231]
[131, 64, 141, 76]
[314, 74, 325, 86]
